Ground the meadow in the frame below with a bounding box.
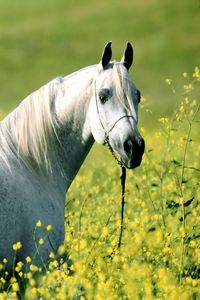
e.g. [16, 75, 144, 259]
[0, 0, 199, 299]
[0, 69, 199, 299]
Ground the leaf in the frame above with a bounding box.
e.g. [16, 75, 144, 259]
[135, 183, 140, 190]
[148, 227, 156, 232]
[184, 196, 195, 207]
[183, 138, 193, 142]
[151, 183, 158, 187]
[167, 200, 180, 209]
[179, 211, 191, 222]
[172, 160, 182, 167]
[182, 179, 188, 184]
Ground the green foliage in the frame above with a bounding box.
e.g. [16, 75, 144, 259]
[0, 1, 199, 298]
[0, 67, 199, 299]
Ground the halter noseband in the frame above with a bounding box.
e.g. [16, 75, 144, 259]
[94, 80, 134, 166]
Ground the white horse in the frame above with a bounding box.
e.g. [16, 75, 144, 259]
[0, 42, 144, 273]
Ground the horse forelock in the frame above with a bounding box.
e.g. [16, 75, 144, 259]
[0, 77, 63, 172]
[97, 62, 137, 119]
[112, 63, 137, 119]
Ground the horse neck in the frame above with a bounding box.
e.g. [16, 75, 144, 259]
[53, 66, 96, 192]
[0, 66, 96, 197]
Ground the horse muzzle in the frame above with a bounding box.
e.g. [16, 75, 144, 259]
[122, 136, 145, 169]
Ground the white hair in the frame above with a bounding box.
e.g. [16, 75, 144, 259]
[96, 62, 137, 120]
[0, 78, 63, 172]
[0, 63, 137, 174]
[112, 62, 137, 120]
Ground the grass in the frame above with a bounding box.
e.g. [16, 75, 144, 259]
[0, 0, 199, 117]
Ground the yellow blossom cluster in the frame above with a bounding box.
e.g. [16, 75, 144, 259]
[12, 241, 22, 251]
[0, 68, 199, 299]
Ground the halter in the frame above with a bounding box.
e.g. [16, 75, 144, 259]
[94, 80, 134, 249]
[94, 80, 134, 168]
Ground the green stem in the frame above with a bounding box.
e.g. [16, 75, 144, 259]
[179, 103, 199, 285]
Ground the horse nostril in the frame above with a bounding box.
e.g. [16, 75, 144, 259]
[124, 137, 145, 157]
[124, 139, 133, 155]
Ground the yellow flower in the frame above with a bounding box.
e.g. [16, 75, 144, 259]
[102, 227, 109, 238]
[77, 239, 87, 251]
[141, 96, 146, 103]
[179, 105, 184, 112]
[165, 78, 172, 85]
[49, 260, 59, 269]
[36, 220, 42, 227]
[193, 66, 200, 80]
[49, 252, 55, 259]
[191, 99, 197, 107]
[17, 261, 23, 268]
[158, 117, 169, 124]
[107, 247, 113, 255]
[45, 225, 53, 232]
[25, 272, 32, 279]
[15, 261, 24, 272]
[12, 243, 17, 251]
[179, 197, 184, 205]
[183, 83, 193, 92]
[26, 256, 32, 263]
[28, 288, 37, 298]
[29, 278, 36, 287]
[12, 282, 19, 292]
[179, 227, 186, 238]
[12, 241, 22, 251]
[30, 264, 39, 272]
[0, 277, 6, 284]
[39, 238, 44, 245]
[3, 258, 7, 264]
[58, 245, 65, 256]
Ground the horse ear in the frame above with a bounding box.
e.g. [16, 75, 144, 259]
[121, 42, 134, 70]
[101, 42, 112, 69]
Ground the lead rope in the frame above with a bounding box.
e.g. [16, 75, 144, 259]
[94, 80, 127, 250]
[104, 132, 126, 249]
[118, 165, 126, 249]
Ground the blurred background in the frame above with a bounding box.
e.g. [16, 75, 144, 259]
[0, 0, 199, 124]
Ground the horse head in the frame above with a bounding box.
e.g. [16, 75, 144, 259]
[89, 42, 145, 169]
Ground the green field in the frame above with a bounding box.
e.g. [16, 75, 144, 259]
[0, 0, 199, 115]
[0, 0, 199, 299]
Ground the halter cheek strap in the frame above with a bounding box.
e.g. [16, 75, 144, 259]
[94, 81, 134, 133]
[94, 80, 134, 166]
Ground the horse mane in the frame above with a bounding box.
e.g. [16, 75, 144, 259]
[0, 77, 63, 173]
[0, 63, 136, 174]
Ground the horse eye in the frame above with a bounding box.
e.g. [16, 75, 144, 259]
[99, 89, 111, 104]
[137, 90, 141, 103]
